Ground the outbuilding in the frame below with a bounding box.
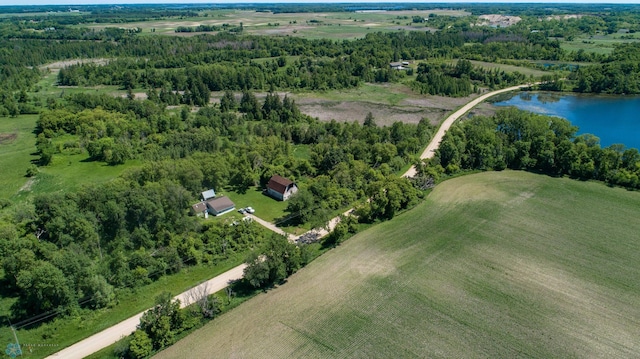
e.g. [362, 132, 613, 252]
[389, 62, 404, 70]
[266, 175, 298, 201]
[191, 201, 208, 217]
[201, 189, 216, 201]
[205, 196, 235, 216]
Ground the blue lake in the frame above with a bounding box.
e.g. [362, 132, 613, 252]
[492, 92, 640, 150]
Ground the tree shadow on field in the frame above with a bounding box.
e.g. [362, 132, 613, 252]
[228, 278, 270, 298]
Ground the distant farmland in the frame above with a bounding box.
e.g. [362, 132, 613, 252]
[156, 171, 640, 358]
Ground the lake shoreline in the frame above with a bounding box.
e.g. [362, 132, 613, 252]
[491, 91, 640, 149]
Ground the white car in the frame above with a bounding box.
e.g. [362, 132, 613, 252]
[245, 206, 255, 214]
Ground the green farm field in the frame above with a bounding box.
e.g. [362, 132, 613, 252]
[155, 171, 640, 358]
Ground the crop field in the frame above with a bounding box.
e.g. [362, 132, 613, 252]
[155, 171, 640, 359]
[83, 9, 468, 40]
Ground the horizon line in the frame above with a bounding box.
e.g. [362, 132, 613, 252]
[3, 1, 640, 7]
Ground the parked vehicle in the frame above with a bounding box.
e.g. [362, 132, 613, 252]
[245, 206, 255, 214]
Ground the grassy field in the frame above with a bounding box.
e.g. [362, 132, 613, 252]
[155, 171, 640, 358]
[0, 115, 38, 200]
[560, 33, 640, 54]
[0, 73, 141, 200]
[33, 67, 131, 105]
[447, 59, 551, 78]
[82, 9, 468, 40]
[297, 82, 410, 106]
[293, 82, 477, 126]
[0, 63, 141, 200]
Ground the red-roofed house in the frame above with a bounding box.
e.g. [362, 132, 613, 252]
[266, 175, 298, 201]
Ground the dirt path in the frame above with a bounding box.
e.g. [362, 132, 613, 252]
[247, 214, 296, 241]
[402, 84, 535, 177]
[46, 83, 532, 359]
[45, 265, 246, 359]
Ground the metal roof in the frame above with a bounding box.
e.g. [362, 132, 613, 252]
[206, 196, 235, 212]
[201, 189, 216, 200]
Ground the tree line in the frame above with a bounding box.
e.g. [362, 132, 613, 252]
[4, 21, 637, 110]
[569, 43, 640, 94]
[411, 59, 528, 97]
[426, 107, 640, 189]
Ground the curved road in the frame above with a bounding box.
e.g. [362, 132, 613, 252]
[46, 83, 532, 359]
[403, 83, 535, 177]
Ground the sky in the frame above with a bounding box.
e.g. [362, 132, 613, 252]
[1, 0, 639, 6]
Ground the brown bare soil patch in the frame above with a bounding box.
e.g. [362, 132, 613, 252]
[296, 99, 439, 126]
[0, 132, 17, 144]
[477, 14, 522, 27]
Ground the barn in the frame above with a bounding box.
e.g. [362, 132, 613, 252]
[266, 175, 298, 201]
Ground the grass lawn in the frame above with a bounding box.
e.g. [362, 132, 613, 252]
[0, 115, 38, 200]
[0, 254, 247, 359]
[155, 171, 640, 358]
[222, 185, 352, 236]
[223, 186, 288, 224]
